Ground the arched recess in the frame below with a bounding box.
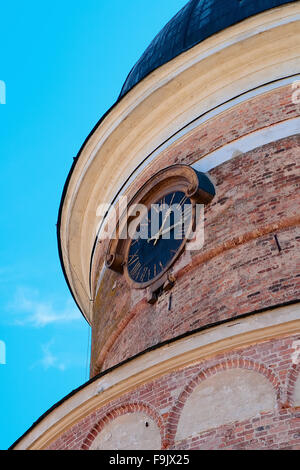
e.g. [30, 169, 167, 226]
[286, 360, 300, 408]
[82, 403, 165, 450]
[165, 359, 280, 448]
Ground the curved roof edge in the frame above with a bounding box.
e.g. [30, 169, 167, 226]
[119, 0, 295, 98]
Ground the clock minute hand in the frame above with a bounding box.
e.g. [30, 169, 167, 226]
[158, 219, 187, 238]
[147, 218, 186, 243]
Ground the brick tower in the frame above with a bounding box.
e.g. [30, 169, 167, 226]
[13, 0, 300, 450]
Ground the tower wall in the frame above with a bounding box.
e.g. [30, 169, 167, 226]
[90, 84, 300, 376]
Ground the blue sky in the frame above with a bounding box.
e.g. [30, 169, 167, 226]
[0, 0, 187, 450]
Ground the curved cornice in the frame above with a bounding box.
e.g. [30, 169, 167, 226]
[57, 3, 300, 322]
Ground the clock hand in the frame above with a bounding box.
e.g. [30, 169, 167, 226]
[146, 213, 171, 245]
[157, 220, 186, 238]
[147, 216, 190, 243]
[147, 231, 160, 244]
[151, 193, 177, 245]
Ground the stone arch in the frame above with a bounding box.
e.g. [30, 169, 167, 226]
[165, 359, 280, 448]
[93, 300, 146, 375]
[82, 403, 165, 450]
[286, 360, 300, 408]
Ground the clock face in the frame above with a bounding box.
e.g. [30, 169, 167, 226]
[126, 191, 193, 284]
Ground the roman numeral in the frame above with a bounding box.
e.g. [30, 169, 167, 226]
[140, 267, 148, 282]
[128, 254, 139, 267]
[130, 261, 142, 279]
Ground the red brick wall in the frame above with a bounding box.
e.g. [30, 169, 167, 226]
[100, 135, 300, 370]
[91, 83, 300, 375]
[173, 409, 299, 450]
[47, 334, 300, 450]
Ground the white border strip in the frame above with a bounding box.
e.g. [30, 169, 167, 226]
[192, 116, 300, 173]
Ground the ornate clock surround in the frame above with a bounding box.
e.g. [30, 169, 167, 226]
[105, 165, 215, 298]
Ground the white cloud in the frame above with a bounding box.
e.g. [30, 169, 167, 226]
[31, 340, 67, 371]
[8, 287, 81, 328]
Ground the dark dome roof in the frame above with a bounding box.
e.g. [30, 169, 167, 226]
[119, 0, 293, 98]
